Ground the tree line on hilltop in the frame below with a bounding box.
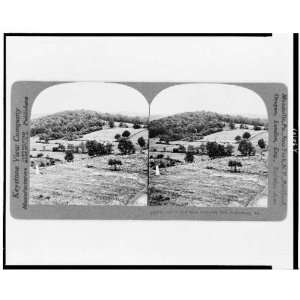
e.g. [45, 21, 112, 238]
[31, 109, 148, 141]
[149, 111, 267, 141]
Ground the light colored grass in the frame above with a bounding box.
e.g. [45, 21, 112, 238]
[30, 153, 148, 206]
[149, 154, 268, 207]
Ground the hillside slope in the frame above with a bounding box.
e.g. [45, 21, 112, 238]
[31, 109, 148, 140]
[149, 111, 267, 141]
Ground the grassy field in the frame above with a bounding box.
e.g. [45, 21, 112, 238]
[149, 127, 269, 207]
[30, 123, 149, 206]
[30, 153, 148, 206]
[149, 154, 268, 207]
[31, 124, 148, 152]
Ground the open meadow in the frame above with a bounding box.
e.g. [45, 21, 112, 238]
[149, 154, 268, 207]
[30, 110, 149, 206]
[148, 111, 269, 207]
[30, 153, 148, 206]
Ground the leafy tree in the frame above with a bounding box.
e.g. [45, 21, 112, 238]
[258, 138, 266, 149]
[235, 135, 242, 142]
[86, 140, 112, 156]
[86, 140, 98, 156]
[114, 134, 121, 141]
[238, 140, 256, 156]
[122, 130, 131, 138]
[242, 132, 251, 139]
[206, 142, 227, 158]
[64, 150, 74, 162]
[118, 138, 135, 155]
[108, 159, 122, 171]
[228, 160, 242, 172]
[184, 152, 194, 163]
[137, 136, 146, 148]
[37, 153, 43, 158]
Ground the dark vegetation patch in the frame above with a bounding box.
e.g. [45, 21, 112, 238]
[149, 111, 267, 141]
[31, 109, 147, 141]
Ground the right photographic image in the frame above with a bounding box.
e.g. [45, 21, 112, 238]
[148, 83, 269, 207]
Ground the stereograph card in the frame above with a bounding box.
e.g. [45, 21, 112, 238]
[10, 81, 287, 220]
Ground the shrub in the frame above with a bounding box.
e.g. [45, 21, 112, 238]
[242, 132, 251, 139]
[64, 150, 74, 162]
[235, 135, 242, 142]
[157, 154, 164, 159]
[108, 159, 122, 171]
[122, 130, 131, 138]
[39, 161, 46, 167]
[133, 123, 141, 129]
[37, 153, 43, 158]
[258, 138, 266, 149]
[115, 134, 121, 141]
[137, 136, 146, 148]
[184, 152, 194, 163]
[228, 160, 242, 172]
[254, 125, 261, 130]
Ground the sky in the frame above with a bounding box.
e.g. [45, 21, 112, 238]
[31, 82, 149, 118]
[32, 82, 268, 120]
[150, 83, 268, 119]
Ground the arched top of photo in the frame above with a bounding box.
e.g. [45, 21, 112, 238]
[149, 83, 269, 208]
[29, 82, 149, 206]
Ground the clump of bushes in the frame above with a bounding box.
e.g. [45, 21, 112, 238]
[108, 159, 122, 171]
[206, 142, 233, 159]
[133, 123, 141, 129]
[86, 140, 113, 156]
[228, 160, 242, 172]
[64, 150, 74, 162]
[184, 152, 194, 163]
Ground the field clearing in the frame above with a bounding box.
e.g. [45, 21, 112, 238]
[150, 130, 268, 153]
[30, 150, 88, 161]
[31, 127, 148, 153]
[201, 129, 268, 143]
[149, 154, 268, 207]
[30, 153, 148, 206]
[79, 127, 147, 144]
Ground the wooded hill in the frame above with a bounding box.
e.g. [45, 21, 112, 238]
[31, 109, 148, 140]
[149, 111, 267, 141]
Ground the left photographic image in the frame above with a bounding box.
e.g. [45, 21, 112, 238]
[29, 82, 149, 206]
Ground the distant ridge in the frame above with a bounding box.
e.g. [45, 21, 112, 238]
[31, 109, 148, 140]
[149, 110, 267, 140]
